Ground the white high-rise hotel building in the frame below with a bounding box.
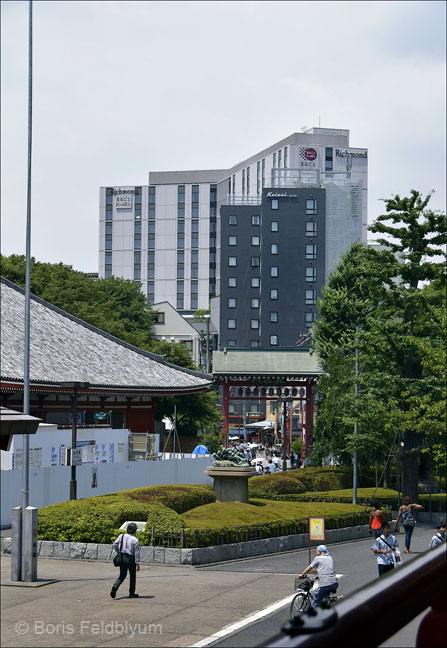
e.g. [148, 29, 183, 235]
[99, 128, 367, 343]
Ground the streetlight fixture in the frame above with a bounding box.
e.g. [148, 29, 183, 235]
[60, 381, 90, 500]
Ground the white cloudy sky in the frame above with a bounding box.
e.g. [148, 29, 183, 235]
[1, 0, 445, 272]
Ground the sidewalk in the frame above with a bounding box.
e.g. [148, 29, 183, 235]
[1, 555, 292, 647]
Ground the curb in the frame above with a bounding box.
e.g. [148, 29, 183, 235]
[0, 524, 370, 566]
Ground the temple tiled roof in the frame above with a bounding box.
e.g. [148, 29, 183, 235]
[0, 278, 213, 393]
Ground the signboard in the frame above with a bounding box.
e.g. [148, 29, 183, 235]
[115, 194, 133, 209]
[309, 516, 325, 541]
[69, 448, 82, 466]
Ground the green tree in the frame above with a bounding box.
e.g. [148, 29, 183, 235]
[313, 191, 446, 502]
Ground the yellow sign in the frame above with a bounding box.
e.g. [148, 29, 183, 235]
[309, 516, 325, 541]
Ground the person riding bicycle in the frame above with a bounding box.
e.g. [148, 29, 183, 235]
[298, 544, 338, 608]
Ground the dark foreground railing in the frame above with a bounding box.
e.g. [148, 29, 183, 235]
[262, 544, 446, 648]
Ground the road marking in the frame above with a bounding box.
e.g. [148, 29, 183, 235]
[189, 574, 344, 647]
[189, 594, 295, 647]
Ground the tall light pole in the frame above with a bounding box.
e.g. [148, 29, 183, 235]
[61, 382, 90, 500]
[21, 0, 33, 582]
[353, 325, 359, 505]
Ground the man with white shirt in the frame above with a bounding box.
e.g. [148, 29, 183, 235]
[110, 522, 141, 599]
[268, 459, 276, 473]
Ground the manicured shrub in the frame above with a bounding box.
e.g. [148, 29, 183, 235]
[249, 473, 305, 498]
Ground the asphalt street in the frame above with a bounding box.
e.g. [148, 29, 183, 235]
[197, 523, 440, 647]
[1, 523, 442, 647]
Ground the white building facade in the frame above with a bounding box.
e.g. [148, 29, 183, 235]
[99, 127, 368, 329]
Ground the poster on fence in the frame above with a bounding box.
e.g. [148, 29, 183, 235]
[308, 516, 326, 564]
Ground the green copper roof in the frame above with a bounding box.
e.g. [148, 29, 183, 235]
[212, 349, 322, 376]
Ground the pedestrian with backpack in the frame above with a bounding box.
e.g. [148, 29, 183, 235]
[395, 496, 424, 553]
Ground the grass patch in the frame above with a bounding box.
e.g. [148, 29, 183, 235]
[182, 499, 366, 529]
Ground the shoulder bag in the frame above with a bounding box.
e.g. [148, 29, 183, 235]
[380, 535, 402, 566]
[113, 533, 125, 567]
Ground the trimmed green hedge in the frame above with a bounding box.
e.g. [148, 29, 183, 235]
[249, 472, 305, 498]
[278, 488, 446, 512]
[38, 484, 214, 543]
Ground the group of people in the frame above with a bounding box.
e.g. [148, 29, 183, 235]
[110, 498, 445, 601]
[296, 497, 445, 610]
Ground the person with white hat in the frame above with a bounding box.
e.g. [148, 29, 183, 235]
[298, 544, 338, 608]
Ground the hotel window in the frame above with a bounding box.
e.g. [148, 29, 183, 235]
[177, 281, 184, 309]
[134, 251, 141, 281]
[191, 280, 198, 310]
[284, 147, 288, 168]
[134, 220, 141, 250]
[148, 221, 155, 250]
[306, 221, 317, 237]
[229, 215, 238, 225]
[278, 149, 282, 168]
[306, 199, 317, 215]
[106, 203, 112, 221]
[270, 334, 279, 346]
[271, 243, 279, 255]
[148, 251, 155, 280]
[250, 340, 260, 348]
[192, 185, 199, 218]
[305, 289, 317, 305]
[325, 147, 333, 171]
[305, 266, 317, 282]
[147, 281, 155, 304]
[148, 186, 156, 220]
[251, 298, 260, 308]
[262, 158, 265, 188]
[270, 266, 278, 277]
[251, 215, 260, 226]
[273, 152, 277, 168]
[156, 311, 165, 324]
[228, 256, 237, 266]
[105, 222, 112, 250]
[105, 251, 112, 278]
[228, 297, 237, 308]
[257, 161, 260, 195]
[305, 312, 314, 328]
[242, 169, 245, 195]
[177, 250, 184, 279]
[191, 220, 199, 248]
[250, 319, 259, 329]
[191, 251, 198, 279]
[135, 186, 142, 219]
[246, 167, 250, 194]
[177, 221, 184, 249]
[177, 185, 185, 219]
[229, 235, 237, 246]
[228, 340, 237, 347]
[106, 188, 113, 205]
[251, 277, 260, 288]
[228, 277, 237, 287]
[232, 174, 236, 194]
[251, 256, 260, 267]
[270, 288, 278, 300]
[271, 221, 279, 232]
[305, 244, 317, 260]
[228, 319, 236, 329]
[270, 311, 278, 323]
[251, 236, 260, 246]
[271, 199, 279, 210]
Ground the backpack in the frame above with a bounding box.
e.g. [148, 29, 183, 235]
[401, 507, 416, 527]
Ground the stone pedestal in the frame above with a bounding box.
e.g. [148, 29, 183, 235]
[204, 466, 257, 503]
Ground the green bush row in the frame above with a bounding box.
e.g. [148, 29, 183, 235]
[38, 484, 214, 544]
[248, 466, 374, 499]
[183, 509, 372, 548]
[278, 492, 446, 512]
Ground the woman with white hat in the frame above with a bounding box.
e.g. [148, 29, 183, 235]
[298, 545, 338, 608]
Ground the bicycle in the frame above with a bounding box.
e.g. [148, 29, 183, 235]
[290, 576, 340, 619]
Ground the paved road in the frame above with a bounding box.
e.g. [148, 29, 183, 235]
[197, 524, 438, 647]
[0, 524, 440, 647]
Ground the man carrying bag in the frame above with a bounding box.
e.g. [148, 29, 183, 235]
[110, 522, 141, 599]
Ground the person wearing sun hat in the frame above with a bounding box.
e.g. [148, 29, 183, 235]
[298, 544, 338, 608]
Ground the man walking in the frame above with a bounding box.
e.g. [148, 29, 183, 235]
[372, 522, 399, 576]
[110, 522, 141, 599]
